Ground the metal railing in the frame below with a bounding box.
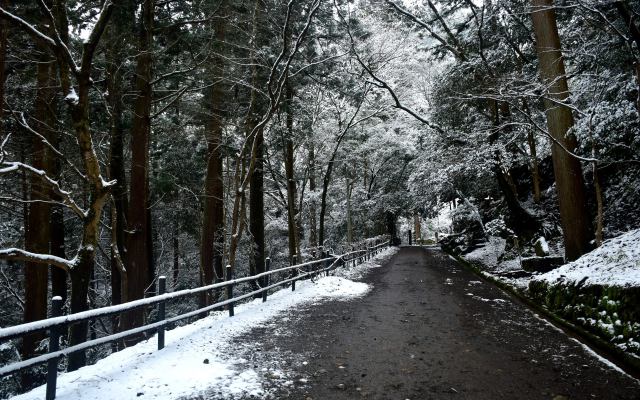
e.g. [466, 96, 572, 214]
[0, 238, 389, 399]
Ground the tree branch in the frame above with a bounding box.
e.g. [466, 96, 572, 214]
[0, 248, 73, 271]
[0, 161, 87, 218]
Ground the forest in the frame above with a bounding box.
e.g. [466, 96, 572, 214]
[0, 0, 639, 397]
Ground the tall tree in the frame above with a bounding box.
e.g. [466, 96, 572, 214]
[106, 0, 134, 322]
[530, 0, 593, 260]
[284, 83, 300, 261]
[122, 0, 154, 338]
[21, 33, 54, 383]
[247, 0, 267, 277]
[0, 0, 6, 137]
[200, 0, 227, 306]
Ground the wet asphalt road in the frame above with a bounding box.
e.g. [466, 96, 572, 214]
[229, 246, 640, 399]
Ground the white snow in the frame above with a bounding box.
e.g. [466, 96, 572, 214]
[333, 246, 399, 281]
[11, 275, 373, 400]
[534, 229, 640, 287]
[465, 236, 506, 266]
[535, 237, 550, 255]
[64, 89, 79, 105]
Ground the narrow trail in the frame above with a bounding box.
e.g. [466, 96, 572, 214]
[229, 246, 640, 400]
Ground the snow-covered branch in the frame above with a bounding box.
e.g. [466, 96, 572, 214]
[0, 248, 73, 272]
[0, 7, 56, 47]
[0, 161, 87, 218]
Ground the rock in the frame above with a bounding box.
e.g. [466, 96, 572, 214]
[203, 358, 209, 364]
[521, 256, 564, 273]
[534, 237, 550, 256]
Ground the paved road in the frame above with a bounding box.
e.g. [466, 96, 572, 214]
[231, 247, 640, 399]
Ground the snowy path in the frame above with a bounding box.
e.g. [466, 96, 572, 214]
[11, 246, 640, 399]
[11, 248, 397, 400]
[230, 246, 640, 399]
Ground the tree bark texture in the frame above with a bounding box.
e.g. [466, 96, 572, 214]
[248, 0, 267, 278]
[308, 144, 318, 248]
[0, 0, 7, 137]
[106, 0, 134, 313]
[200, 0, 227, 306]
[21, 42, 54, 385]
[284, 84, 300, 262]
[531, 0, 593, 261]
[122, 0, 154, 339]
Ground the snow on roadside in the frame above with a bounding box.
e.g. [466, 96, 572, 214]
[333, 246, 399, 281]
[465, 236, 506, 267]
[10, 249, 396, 400]
[534, 229, 640, 287]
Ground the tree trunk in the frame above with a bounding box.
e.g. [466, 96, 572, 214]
[122, 0, 154, 339]
[247, 0, 266, 278]
[593, 164, 604, 247]
[48, 47, 66, 302]
[414, 212, 421, 242]
[527, 130, 542, 203]
[489, 100, 540, 238]
[385, 211, 397, 240]
[249, 131, 265, 276]
[50, 126, 67, 303]
[346, 178, 353, 244]
[173, 223, 179, 287]
[21, 43, 54, 387]
[614, 2, 640, 112]
[200, 0, 227, 306]
[531, 0, 593, 261]
[67, 248, 92, 371]
[318, 163, 332, 247]
[106, 0, 133, 317]
[146, 205, 155, 296]
[0, 0, 7, 137]
[284, 84, 300, 261]
[308, 144, 318, 248]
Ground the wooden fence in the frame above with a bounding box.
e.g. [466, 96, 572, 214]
[0, 239, 390, 399]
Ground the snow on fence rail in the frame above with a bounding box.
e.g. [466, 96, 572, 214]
[0, 238, 389, 399]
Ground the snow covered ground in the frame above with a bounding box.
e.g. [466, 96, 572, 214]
[465, 236, 506, 267]
[464, 237, 532, 289]
[11, 247, 399, 400]
[533, 229, 640, 287]
[464, 228, 640, 290]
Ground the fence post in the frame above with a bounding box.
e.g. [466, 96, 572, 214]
[324, 252, 331, 277]
[157, 276, 166, 350]
[46, 296, 63, 400]
[317, 246, 324, 278]
[291, 255, 297, 291]
[262, 258, 270, 303]
[226, 265, 234, 317]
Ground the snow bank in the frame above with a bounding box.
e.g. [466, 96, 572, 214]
[11, 275, 372, 400]
[465, 236, 506, 266]
[535, 229, 640, 287]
